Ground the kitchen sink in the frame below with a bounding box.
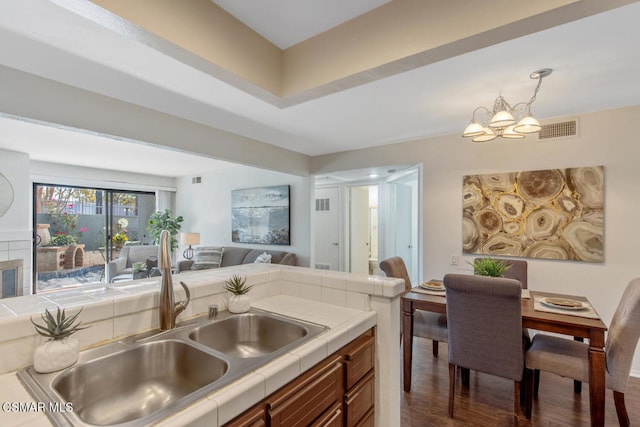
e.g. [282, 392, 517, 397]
[53, 340, 228, 426]
[189, 312, 311, 358]
[18, 309, 327, 427]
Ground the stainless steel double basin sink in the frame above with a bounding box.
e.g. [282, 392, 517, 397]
[18, 309, 327, 426]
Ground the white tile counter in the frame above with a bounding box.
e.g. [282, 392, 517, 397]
[0, 265, 404, 426]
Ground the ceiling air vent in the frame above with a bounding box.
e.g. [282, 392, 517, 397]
[538, 119, 578, 140]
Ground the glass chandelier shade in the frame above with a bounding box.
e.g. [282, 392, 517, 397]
[462, 69, 551, 142]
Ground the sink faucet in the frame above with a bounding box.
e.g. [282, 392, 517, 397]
[159, 230, 190, 330]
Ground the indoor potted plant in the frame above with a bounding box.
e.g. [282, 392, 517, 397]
[225, 274, 253, 313]
[31, 307, 87, 373]
[147, 209, 184, 253]
[469, 257, 511, 277]
[132, 262, 148, 280]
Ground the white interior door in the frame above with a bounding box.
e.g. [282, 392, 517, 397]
[385, 168, 420, 284]
[313, 187, 340, 271]
[349, 186, 370, 274]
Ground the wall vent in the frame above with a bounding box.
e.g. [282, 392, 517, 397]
[315, 198, 330, 212]
[315, 263, 331, 270]
[192, 176, 202, 184]
[538, 119, 578, 140]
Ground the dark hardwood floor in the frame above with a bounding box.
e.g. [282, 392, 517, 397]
[401, 337, 640, 426]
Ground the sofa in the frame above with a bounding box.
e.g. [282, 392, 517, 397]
[177, 246, 296, 273]
[107, 245, 160, 282]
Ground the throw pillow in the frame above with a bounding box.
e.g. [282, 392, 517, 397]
[192, 247, 224, 270]
[254, 252, 272, 264]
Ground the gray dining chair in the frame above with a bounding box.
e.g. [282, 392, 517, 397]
[379, 257, 447, 356]
[524, 277, 640, 426]
[444, 273, 524, 419]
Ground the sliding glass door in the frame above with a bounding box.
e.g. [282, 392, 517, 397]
[33, 184, 155, 293]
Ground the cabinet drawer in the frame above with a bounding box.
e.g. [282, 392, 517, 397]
[268, 356, 343, 427]
[344, 333, 374, 390]
[310, 402, 342, 427]
[344, 370, 375, 427]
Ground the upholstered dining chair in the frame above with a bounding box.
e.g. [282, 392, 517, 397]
[444, 273, 525, 419]
[379, 257, 448, 356]
[524, 277, 640, 426]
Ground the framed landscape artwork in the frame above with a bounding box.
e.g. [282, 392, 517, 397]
[231, 185, 290, 245]
[462, 166, 604, 262]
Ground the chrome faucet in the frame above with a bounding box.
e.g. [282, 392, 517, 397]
[159, 230, 190, 330]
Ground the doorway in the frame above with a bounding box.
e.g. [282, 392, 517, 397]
[349, 185, 378, 275]
[33, 184, 155, 293]
[382, 167, 420, 284]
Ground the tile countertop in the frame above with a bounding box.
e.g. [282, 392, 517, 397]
[0, 295, 377, 427]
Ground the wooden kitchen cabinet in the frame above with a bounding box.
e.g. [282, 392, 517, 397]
[268, 355, 344, 426]
[224, 328, 375, 427]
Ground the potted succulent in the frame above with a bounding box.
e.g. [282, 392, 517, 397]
[225, 274, 253, 313]
[31, 307, 87, 373]
[469, 257, 511, 277]
[132, 262, 148, 280]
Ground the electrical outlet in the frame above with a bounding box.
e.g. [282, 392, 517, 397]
[451, 255, 458, 265]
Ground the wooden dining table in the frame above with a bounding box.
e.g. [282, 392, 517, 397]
[402, 289, 608, 427]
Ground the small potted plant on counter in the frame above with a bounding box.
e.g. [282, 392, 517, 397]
[31, 307, 88, 373]
[225, 274, 253, 313]
[469, 257, 511, 277]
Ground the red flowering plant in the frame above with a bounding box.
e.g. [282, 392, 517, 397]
[47, 203, 87, 246]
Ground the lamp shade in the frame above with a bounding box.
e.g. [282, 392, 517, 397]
[463, 122, 486, 138]
[180, 232, 200, 246]
[489, 110, 516, 128]
[501, 125, 526, 139]
[513, 116, 542, 133]
[471, 128, 497, 142]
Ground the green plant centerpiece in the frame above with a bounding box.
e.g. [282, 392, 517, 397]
[469, 257, 511, 277]
[31, 307, 88, 373]
[147, 209, 184, 252]
[225, 274, 252, 313]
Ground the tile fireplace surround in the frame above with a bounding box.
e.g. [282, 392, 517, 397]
[0, 239, 30, 298]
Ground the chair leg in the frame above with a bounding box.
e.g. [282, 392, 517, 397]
[613, 391, 630, 427]
[525, 369, 534, 419]
[448, 363, 456, 417]
[461, 367, 470, 387]
[533, 369, 540, 397]
[573, 337, 583, 394]
[514, 380, 521, 419]
[432, 340, 439, 357]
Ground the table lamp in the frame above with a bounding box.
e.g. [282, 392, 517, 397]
[180, 232, 200, 260]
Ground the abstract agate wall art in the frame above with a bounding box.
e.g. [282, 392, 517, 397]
[231, 185, 290, 245]
[462, 166, 604, 262]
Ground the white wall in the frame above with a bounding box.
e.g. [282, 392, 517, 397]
[175, 165, 312, 267]
[311, 105, 640, 375]
[0, 149, 31, 295]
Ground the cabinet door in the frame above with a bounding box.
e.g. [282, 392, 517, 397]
[268, 357, 343, 427]
[344, 370, 375, 427]
[224, 403, 266, 427]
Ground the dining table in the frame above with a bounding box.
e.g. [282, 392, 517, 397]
[402, 288, 608, 427]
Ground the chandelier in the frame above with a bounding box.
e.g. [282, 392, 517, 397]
[462, 68, 552, 142]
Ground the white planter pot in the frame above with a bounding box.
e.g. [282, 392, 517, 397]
[33, 337, 80, 373]
[228, 294, 251, 313]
